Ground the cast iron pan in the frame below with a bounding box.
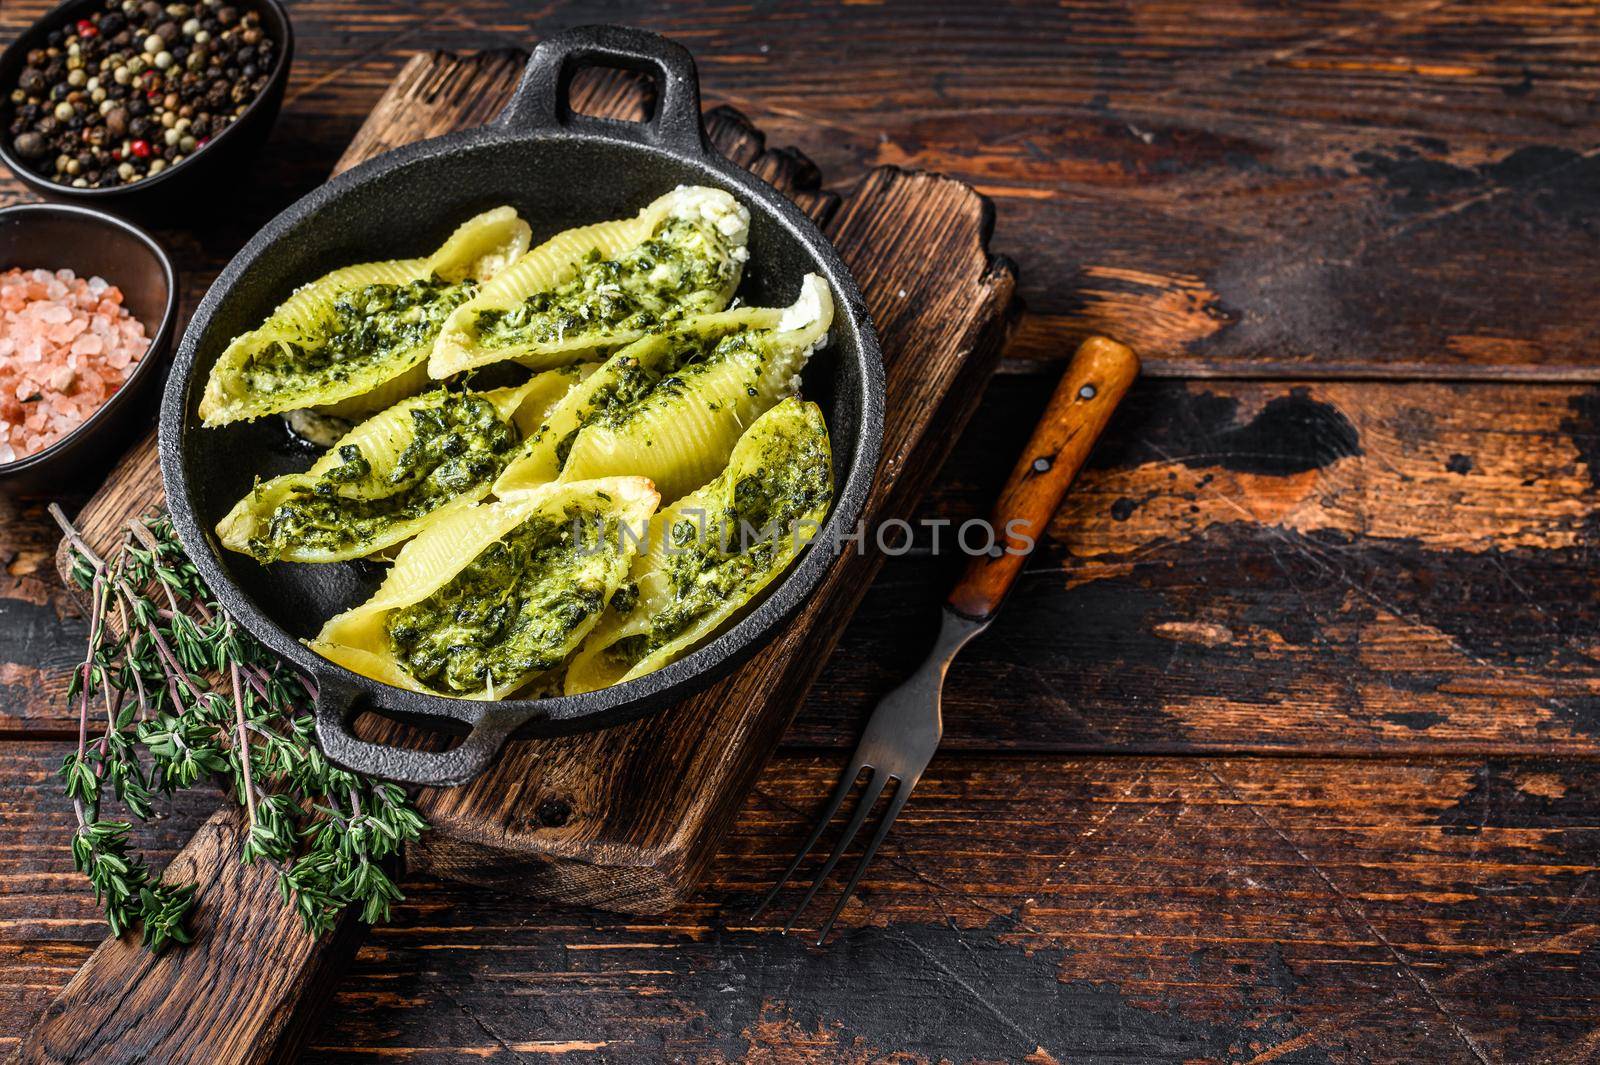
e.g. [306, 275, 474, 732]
[161, 26, 885, 788]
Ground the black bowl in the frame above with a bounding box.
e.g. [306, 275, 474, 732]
[0, 202, 177, 495]
[161, 26, 885, 788]
[0, 0, 293, 215]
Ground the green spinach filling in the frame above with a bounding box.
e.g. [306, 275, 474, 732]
[243, 275, 476, 396]
[386, 506, 620, 694]
[472, 216, 734, 349]
[604, 426, 830, 669]
[598, 331, 767, 434]
[546, 329, 768, 467]
[247, 393, 518, 561]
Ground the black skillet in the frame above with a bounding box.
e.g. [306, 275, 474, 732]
[160, 27, 885, 788]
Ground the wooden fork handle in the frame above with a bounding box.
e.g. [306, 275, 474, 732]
[946, 336, 1140, 621]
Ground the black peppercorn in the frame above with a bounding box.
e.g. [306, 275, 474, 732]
[12, 131, 47, 159]
[7, 0, 275, 187]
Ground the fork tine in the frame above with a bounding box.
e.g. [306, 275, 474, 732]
[814, 783, 913, 945]
[782, 768, 890, 935]
[750, 757, 870, 920]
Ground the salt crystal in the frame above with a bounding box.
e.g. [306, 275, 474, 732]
[50, 318, 88, 345]
[0, 267, 151, 463]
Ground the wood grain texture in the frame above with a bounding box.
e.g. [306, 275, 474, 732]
[12, 43, 1013, 1063]
[7, 808, 362, 1065]
[16, 378, 1600, 761]
[3, 1, 1599, 1058]
[804, 375, 1600, 757]
[948, 336, 1139, 620]
[4, 743, 1600, 1062]
[3, 0, 1596, 378]
[41, 47, 1017, 913]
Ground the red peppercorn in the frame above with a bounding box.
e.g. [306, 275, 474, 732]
[75, 19, 97, 38]
[130, 139, 151, 159]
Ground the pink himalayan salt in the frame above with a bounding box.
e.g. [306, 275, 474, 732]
[0, 267, 149, 463]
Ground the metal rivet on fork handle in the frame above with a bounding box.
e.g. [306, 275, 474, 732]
[752, 336, 1140, 945]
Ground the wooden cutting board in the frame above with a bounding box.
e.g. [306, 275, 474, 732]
[23, 49, 1017, 1063]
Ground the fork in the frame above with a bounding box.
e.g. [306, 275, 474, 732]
[752, 336, 1140, 943]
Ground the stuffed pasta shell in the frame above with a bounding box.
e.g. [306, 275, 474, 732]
[565, 398, 831, 694]
[493, 273, 833, 504]
[216, 368, 586, 564]
[311, 477, 659, 699]
[199, 206, 533, 427]
[428, 186, 749, 378]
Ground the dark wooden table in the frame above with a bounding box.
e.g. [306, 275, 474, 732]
[4, 2, 1599, 1061]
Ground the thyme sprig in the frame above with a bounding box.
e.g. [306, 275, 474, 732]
[50, 505, 427, 952]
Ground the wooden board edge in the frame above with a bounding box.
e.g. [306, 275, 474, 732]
[8, 807, 364, 1065]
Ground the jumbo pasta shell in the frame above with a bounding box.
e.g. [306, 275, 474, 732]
[429, 186, 750, 378]
[496, 273, 832, 503]
[565, 398, 832, 694]
[312, 476, 659, 699]
[215, 369, 581, 563]
[199, 207, 532, 426]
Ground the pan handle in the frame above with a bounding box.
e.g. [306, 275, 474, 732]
[496, 25, 709, 154]
[313, 677, 516, 788]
